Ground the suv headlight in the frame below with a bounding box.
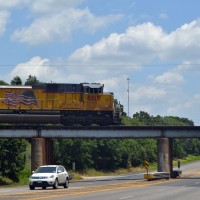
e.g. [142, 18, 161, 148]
[50, 175, 54, 178]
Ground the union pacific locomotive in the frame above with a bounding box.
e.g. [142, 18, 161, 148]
[0, 83, 120, 125]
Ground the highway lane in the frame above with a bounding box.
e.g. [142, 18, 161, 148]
[77, 178, 200, 200]
[0, 179, 173, 200]
[0, 162, 200, 200]
[1, 178, 200, 200]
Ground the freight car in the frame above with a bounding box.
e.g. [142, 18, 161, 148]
[0, 83, 120, 125]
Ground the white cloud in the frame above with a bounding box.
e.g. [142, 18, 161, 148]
[68, 19, 200, 68]
[166, 93, 200, 124]
[177, 61, 200, 73]
[68, 22, 166, 66]
[131, 86, 166, 101]
[9, 57, 60, 83]
[30, 0, 85, 14]
[0, 11, 9, 36]
[0, 0, 84, 11]
[9, 57, 122, 84]
[11, 8, 122, 45]
[0, 0, 29, 9]
[159, 12, 168, 19]
[97, 77, 122, 93]
[152, 71, 184, 84]
[161, 19, 200, 61]
[124, 85, 168, 117]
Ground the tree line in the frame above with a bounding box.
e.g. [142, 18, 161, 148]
[0, 75, 39, 86]
[0, 76, 200, 182]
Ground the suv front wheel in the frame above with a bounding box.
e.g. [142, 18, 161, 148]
[63, 178, 69, 188]
[53, 178, 58, 189]
[29, 185, 35, 190]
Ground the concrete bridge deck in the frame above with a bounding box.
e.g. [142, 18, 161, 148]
[0, 125, 200, 138]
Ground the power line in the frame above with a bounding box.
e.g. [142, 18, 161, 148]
[0, 63, 200, 67]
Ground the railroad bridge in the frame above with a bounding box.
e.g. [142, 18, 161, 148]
[1, 125, 200, 176]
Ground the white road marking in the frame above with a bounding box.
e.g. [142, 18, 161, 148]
[0, 190, 11, 192]
[158, 189, 167, 192]
[120, 196, 134, 199]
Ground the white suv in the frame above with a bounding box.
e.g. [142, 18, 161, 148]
[29, 165, 69, 190]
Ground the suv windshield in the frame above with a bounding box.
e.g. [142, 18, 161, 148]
[36, 167, 56, 173]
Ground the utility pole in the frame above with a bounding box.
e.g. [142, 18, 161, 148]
[127, 78, 130, 117]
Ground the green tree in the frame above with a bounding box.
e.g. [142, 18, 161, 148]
[0, 80, 9, 85]
[163, 116, 194, 126]
[133, 111, 154, 125]
[173, 139, 187, 158]
[185, 139, 200, 155]
[0, 139, 28, 181]
[119, 139, 140, 168]
[25, 75, 39, 85]
[114, 99, 126, 116]
[137, 139, 157, 162]
[11, 76, 22, 85]
[94, 139, 123, 170]
[54, 139, 97, 170]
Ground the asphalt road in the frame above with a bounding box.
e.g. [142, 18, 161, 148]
[1, 162, 200, 200]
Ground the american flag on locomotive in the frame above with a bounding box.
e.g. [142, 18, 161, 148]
[2, 91, 38, 106]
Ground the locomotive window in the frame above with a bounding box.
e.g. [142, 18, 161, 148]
[58, 85, 65, 92]
[83, 86, 103, 93]
[72, 85, 76, 92]
[46, 84, 58, 92]
[90, 88, 102, 93]
[86, 88, 90, 93]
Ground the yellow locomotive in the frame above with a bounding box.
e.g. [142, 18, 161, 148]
[0, 83, 120, 125]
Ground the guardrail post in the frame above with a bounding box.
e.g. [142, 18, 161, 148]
[169, 138, 173, 177]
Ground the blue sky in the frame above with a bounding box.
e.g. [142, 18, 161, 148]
[1, 0, 200, 124]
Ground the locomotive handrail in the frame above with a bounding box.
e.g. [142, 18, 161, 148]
[0, 124, 199, 130]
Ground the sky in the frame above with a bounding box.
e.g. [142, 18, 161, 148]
[0, 0, 200, 125]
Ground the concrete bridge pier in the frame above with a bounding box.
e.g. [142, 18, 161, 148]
[31, 138, 54, 171]
[157, 138, 173, 175]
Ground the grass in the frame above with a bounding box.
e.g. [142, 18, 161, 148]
[0, 176, 13, 186]
[0, 167, 31, 187]
[139, 155, 200, 172]
[71, 166, 145, 178]
[71, 166, 153, 180]
[173, 155, 200, 166]
[71, 155, 200, 179]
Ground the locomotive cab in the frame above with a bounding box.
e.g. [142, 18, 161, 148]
[82, 83, 103, 94]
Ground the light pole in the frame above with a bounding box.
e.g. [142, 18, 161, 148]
[127, 78, 130, 117]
